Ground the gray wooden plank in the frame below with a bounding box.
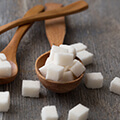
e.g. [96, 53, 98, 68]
[0, 113, 3, 120]
[0, 0, 120, 120]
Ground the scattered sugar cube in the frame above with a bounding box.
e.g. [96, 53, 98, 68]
[77, 50, 93, 66]
[41, 105, 58, 120]
[45, 57, 53, 65]
[59, 44, 76, 58]
[49, 45, 68, 60]
[46, 64, 64, 81]
[0, 91, 10, 112]
[110, 77, 120, 95]
[61, 71, 74, 82]
[71, 42, 87, 52]
[84, 72, 103, 89]
[39, 63, 54, 77]
[54, 53, 73, 66]
[68, 104, 89, 120]
[0, 53, 7, 61]
[22, 80, 40, 98]
[0, 61, 12, 78]
[69, 60, 86, 77]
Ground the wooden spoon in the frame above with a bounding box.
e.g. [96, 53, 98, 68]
[0, 5, 44, 84]
[35, 3, 84, 93]
[0, 0, 88, 34]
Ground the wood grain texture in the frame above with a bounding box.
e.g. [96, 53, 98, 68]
[0, 113, 3, 120]
[45, 3, 66, 46]
[0, 0, 120, 120]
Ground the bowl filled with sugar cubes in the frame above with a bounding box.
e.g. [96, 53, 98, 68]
[35, 42, 93, 93]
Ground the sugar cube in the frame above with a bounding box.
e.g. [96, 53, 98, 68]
[39, 63, 54, 77]
[110, 77, 120, 95]
[64, 59, 78, 72]
[0, 53, 7, 61]
[41, 105, 58, 120]
[69, 60, 86, 77]
[61, 71, 74, 82]
[54, 53, 73, 66]
[68, 104, 89, 120]
[0, 91, 10, 112]
[0, 61, 12, 78]
[49, 45, 68, 60]
[84, 72, 103, 89]
[45, 57, 53, 65]
[70, 43, 87, 52]
[46, 64, 64, 81]
[39, 65, 48, 77]
[77, 50, 93, 66]
[22, 80, 40, 98]
[59, 44, 76, 58]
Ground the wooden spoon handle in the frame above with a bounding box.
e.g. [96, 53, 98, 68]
[2, 5, 44, 61]
[45, 3, 66, 46]
[0, 0, 88, 34]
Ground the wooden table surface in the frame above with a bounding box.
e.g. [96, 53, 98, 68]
[0, 0, 120, 120]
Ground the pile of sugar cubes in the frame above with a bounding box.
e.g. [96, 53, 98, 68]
[41, 103, 89, 120]
[39, 42, 94, 82]
[0, 53, 12, 78]
[38, 42, 105, 89]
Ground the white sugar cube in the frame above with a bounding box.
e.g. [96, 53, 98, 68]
[22, 80, 40, 98]
[59, 44, 76, 58]
[110, 77, 120, 95]
[45, 57, 53, 65]
[46, 64, 64, 81]
[71, 43, 87, 52]
[50, 45, 68, 60]
[68, 104, 89, 120]
[54, 53, 73, 66]
[41, 105, 58, 120]
[84, 72, 103, 89]
[77, 50, 93, 66]
[0, 61, 12, 78]
[64, 59, 78, 72]
[0, 53, 7, 61]
[39, 65, 48, 77]
[39, 63, 54, 77]
[69, 60, 86, 77]
[0, 91, 10, 112]
[61, 71, 74, 82]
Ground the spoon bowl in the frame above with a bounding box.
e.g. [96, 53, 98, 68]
[35, 51, 84, 93]
[0, 61, 18, 84]
[0, 5, 44, 84]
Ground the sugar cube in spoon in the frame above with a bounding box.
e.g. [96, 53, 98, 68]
[0, 53, 7, 61]
[0, 61, 12, 78]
